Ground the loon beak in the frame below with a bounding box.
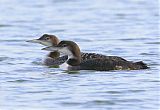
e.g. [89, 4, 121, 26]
[26, 39, 53, 46]
[42, 46, 59, 51]
[26, 39, 41, 43]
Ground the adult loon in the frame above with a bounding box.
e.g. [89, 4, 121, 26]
[27, 34, 119, 66]
[42, 40, 149, 71]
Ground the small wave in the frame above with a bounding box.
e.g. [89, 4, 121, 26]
[7, 79, 29, 83]
[0, 24, 13, 27]
[26, 90, 53, 93]
[145, 42, 160, 44]
[0, 57, 10, 61]
[140, 53, 158, 56]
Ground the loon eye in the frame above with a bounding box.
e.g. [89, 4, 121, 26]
[45, 37, 50, 40]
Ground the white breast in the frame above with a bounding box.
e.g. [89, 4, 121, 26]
[59, 47, 74, 59]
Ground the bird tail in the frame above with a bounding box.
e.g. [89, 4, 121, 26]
[135, 61, 149, 69]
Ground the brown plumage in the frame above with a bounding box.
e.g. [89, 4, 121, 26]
[42, 40, 149, 71]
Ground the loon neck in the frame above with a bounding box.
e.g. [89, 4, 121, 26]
[67, 49, 81, 66]
[67, 44, 81, 66]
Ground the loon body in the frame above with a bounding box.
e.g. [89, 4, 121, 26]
[27, 34, 124, 66]
[42, 41, 148, 71]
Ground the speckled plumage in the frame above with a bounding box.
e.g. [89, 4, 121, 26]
[43, 40, 149, 71]
[79, 58, 148, 71]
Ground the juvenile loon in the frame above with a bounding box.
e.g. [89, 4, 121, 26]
[27, 34, 121, 66]
[27, 34, 60, 57]
[42, 40, 149, 71]
[27, 34, 67, 65]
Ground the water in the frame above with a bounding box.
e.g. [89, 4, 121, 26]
[0, 0, 159, 110]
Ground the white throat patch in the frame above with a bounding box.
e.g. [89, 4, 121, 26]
[59, 47, 74, 59]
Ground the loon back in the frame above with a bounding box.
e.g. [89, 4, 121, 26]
[81, 52, 127, 62]
[79, 58, 148, 71]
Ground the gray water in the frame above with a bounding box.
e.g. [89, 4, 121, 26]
[0, 0, 159, 110]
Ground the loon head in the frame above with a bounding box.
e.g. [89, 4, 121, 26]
[27, 34, 60, 46]
[42, 41, 81, 66]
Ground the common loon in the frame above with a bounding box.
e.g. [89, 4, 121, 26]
[42, 40, 149, 71]
[27, 34, 121, 66]
[27, 34, 67, 65]
[27, 34, 60, 57]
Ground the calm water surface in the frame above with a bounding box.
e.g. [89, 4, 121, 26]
[0, 0, 159, 110]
